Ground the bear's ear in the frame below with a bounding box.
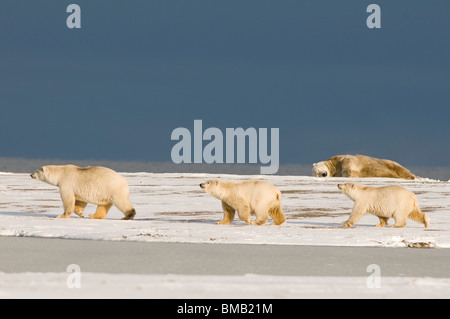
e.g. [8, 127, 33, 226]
[313, 163, 317, 166]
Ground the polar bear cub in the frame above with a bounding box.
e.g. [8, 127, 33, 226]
[338, 183, 429, 228]
[200, 180, 285, 225]
[31, 165, 136, 220]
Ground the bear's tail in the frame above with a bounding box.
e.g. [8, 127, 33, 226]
[268, 203, 285, 226]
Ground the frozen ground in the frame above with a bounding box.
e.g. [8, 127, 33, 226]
[1, 172, 449, 299]
[0, 172, 449, 248]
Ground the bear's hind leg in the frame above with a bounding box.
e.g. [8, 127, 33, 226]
[408, 208, 430, 228]
[113, 198, 136, 220]
[236, 205, 252, 225]
[89, 204, 113, 220]
[375, 217, 389, 227]
[268, 204, 286, 226]
[122, 209, 136, 220]
[392, 214, 407, 228]
[252, 202, 271, 225]
[254, 211, 269, 226]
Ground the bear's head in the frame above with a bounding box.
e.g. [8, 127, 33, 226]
[338, 183, 367, 201]
[200, 180, 228, 200]
[31, 167, 46, 181]
[338, 183, 355, 199]
[312, 161, 330, 177]
[200, 180, 218, 193]
[31, 166, 59, 186]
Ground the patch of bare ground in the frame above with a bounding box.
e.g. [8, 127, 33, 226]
[301, 226, 340, 229]
[288, 207, 342, 219]
[283, 189, 340, 195]
[122, 233, 167, 239]
[154, 211, 220, 223]
[421, 206, 445, 213]
[156, 211, 218, 217]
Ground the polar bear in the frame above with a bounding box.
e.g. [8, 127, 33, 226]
[31, 165, 136, 220]
[338, 183, 429, 228]
[200, 180, 285, 225]
[313, 154, 416, 179]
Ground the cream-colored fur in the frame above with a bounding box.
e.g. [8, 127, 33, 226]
[313, 154, 416, 179]
[200, 180, 285, 226]
[31, 165, 136, 220]
[338, 183, 429, 228]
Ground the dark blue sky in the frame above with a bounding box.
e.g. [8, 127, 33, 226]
[1, 1, 449, 167]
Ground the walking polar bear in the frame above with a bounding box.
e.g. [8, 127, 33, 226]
[200, 180, 285, 226]
[31, 165, 136, 220]
[313, 154, 417, 179]
[338, 183, 430, 228]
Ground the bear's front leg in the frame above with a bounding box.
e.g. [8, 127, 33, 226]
[57, 213, 71, 218]
[58, 188, 75, 218]
[342, 220, 354, 228]
[74, 200, 87, 218]
[218, 201, 236, 225]
[342, 203, 366, 228]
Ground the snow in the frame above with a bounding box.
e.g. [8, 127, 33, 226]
[1, 172, 450, 298]
[0, 172, 449, 248]
[1, 273, 449, 299]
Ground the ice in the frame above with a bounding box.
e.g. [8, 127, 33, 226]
[0, 172, 449, 248]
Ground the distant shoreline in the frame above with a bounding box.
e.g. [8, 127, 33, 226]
[0, 157, 449, 181]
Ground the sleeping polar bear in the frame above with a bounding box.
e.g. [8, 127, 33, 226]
[313, 154, 416, 179]
[31, 165, 136, 220]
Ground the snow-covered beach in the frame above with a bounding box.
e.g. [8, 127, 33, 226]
[0, 172, 449, 247]
[1, 171, 449, 299]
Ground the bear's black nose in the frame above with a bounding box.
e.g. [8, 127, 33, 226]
[322, 172, 327, 177]
[200, 183, 204, 189]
